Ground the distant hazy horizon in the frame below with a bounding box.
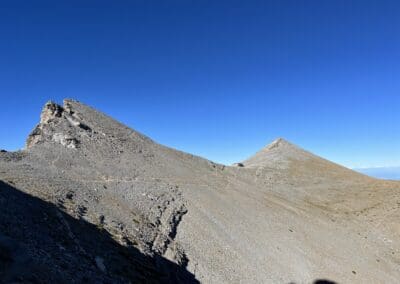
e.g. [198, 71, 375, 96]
[354, 166, 400, 180]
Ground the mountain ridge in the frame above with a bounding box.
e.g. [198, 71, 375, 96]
[1, 99, 399, 283]
[26, 99, 362, 176]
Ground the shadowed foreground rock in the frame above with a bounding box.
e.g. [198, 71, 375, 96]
[0, 181, 198, 283]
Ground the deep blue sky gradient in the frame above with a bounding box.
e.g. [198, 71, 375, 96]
[1, 0, 399, 167]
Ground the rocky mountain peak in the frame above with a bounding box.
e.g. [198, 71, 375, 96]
[265, 137, 293, 150]
[240, 138, 317, 168]
[26, 100, 91, 149]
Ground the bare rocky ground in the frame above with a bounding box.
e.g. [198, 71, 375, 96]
[0, 99, 399, 283]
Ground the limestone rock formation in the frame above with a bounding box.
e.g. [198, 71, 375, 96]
[1, 99, 399, 283]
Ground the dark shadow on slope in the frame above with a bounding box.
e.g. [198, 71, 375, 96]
[314, 280, 337, 284]
[0, 180, 198, 284]
[289, 279, 337, 284]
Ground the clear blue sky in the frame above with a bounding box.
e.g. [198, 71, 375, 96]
[1, 0, 399, 168]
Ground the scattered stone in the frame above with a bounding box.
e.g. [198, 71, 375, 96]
[99, 215, 105, 225]
[66, 192, 74, 200]
[77, 205, 87, 218]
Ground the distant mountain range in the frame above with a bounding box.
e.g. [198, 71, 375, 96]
[354, 167, 400, 180]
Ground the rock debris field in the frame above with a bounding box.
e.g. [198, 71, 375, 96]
[1, 99, 399, 283]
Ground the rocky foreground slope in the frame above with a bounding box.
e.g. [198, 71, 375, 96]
[1, 99, 399, 283]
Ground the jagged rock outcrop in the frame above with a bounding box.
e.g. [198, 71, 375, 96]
[1, 99, 400, 283]
[26, 101, 91, 149]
